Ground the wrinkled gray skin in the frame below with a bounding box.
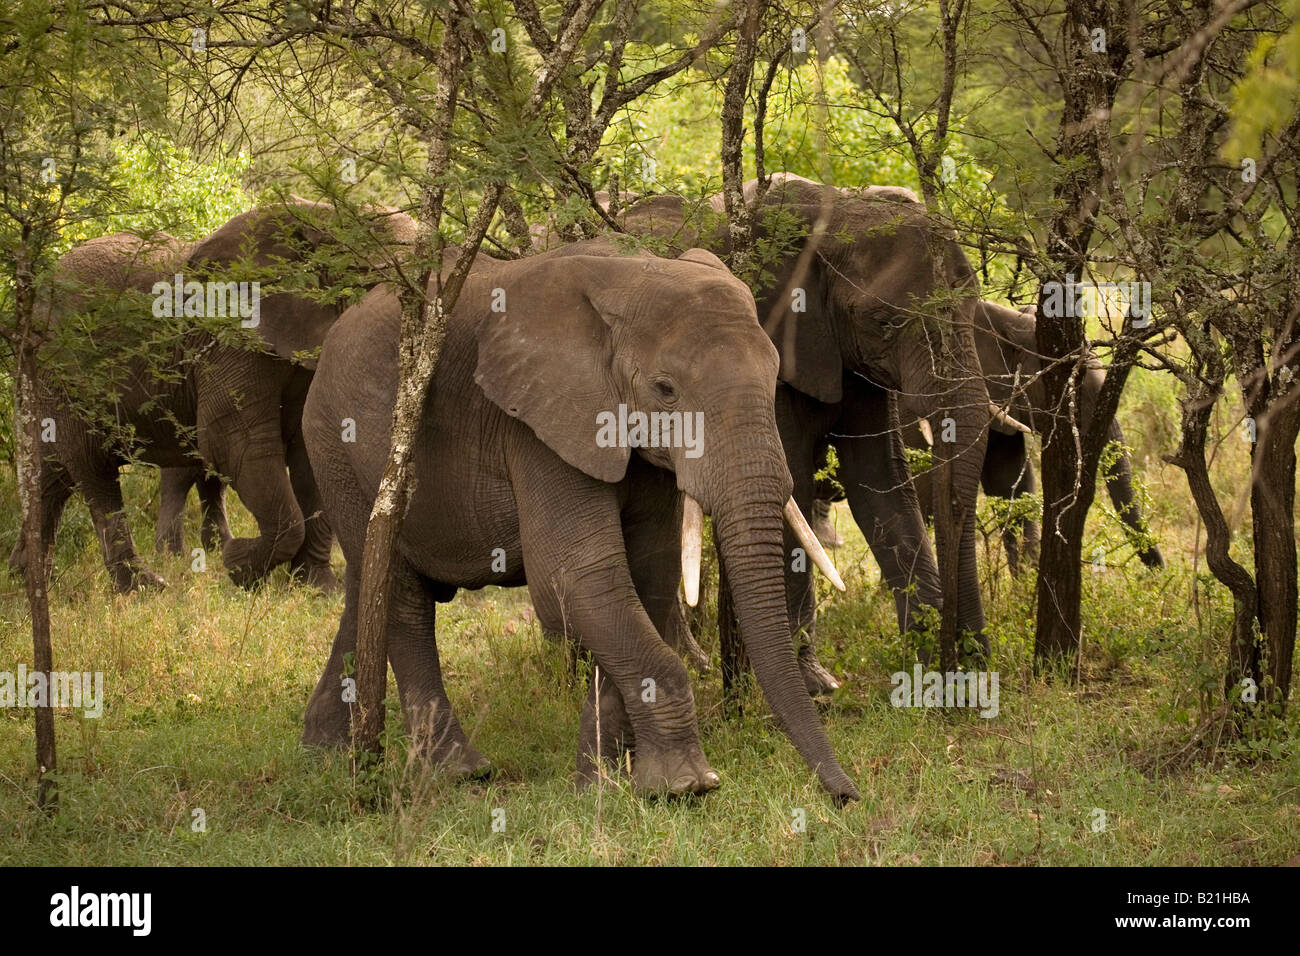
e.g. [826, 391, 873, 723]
[9, 201, 415, 593]
[591, 173, 993, 687]
[154, 454, 335, 587]
[300, 239, 859, 802]
[903, 300, 1164, 573]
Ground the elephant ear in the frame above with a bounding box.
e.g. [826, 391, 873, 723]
[761, 252, 843, 404]
[188, 203, 342, 369]
[473, 256, 631, 483]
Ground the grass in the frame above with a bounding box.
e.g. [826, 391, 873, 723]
[1, 381, 1299, 864]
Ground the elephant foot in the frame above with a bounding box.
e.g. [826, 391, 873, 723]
[407, 703, 492, 780]
[302, 690, 352, 749]
[1140, 547, 1166, 570]
[223, 538, 278, 589]
[811, 499, 844, 550]
[798, 645, 841, 697]
[293, 561, 343, 594]
[155, 531, 185, 557]
[420, 737, 492, 780]
[111, 563, 168, 594]
[631, 743, 720, 797]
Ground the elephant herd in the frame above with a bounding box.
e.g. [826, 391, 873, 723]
[13, 175, 1163, 803]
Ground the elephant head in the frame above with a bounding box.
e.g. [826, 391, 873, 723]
[472, 241, 858, 800]
[186, 198, 418, 368]
[739, 175, 992, 656]
[975, 300, 1164, 568]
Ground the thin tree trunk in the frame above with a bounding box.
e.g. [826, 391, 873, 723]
[351, 0, 605, 755]
[1250, 402, 1299, 708]
[719, 0, 765, 277]
[1165, 377, 1261, 706]
[351, 17, 463, 756]
[13, 261, 56, 808]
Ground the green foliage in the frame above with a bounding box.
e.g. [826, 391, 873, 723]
[600, 55, 995, 197]
[90, 136, 252, 245]
[1224, 0, 1300, 160]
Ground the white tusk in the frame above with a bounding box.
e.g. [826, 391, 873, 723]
[681, 495, 704, 607]
[989, 402, 1033, 434]
[917, 418, 934, 446]
[783, 497, 847, 592]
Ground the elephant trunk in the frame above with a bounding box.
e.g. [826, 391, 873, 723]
[699, 417, 859, 802]
[897, 312, 990, 665]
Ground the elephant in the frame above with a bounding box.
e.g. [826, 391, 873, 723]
[9, 199, 415, 593]
[299, 238, 859, 802]
[153, 443, 336, 589]
[901, 299, 1164, 573]
[598, 173, 995, 680]
[154, 464, 231, 557]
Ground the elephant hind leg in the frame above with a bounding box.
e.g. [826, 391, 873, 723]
[155, 466, 198, 556]
[387, 560, 489, 777]
[196, 470, 233, 554]
[982, 431, 1039, 575]
[302, 561, 360, 749]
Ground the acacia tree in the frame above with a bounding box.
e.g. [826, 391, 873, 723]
[992, 0, 1261, 668]
[1126, 0, 1300, 715]
[0, 0, 172, 806]
[178, 0, 697, 753]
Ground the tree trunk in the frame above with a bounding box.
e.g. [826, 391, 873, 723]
[350, 0, 604, 755]
[15, 308, 56, 809]
[1250, 400, 1299, 708]
[718, 0, 765, 278]
[351, 18, 462, 756]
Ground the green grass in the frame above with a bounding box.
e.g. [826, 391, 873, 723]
[0, 452, 1298, 866]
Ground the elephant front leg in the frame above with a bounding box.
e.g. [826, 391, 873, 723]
[835, 389, 944, 656]
[576, 671, 636, 785]
[780, 424, 841, 698]
[518, 458, 717, 796]
[66, 454, 166, 593]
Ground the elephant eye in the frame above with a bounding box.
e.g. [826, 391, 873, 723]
[652, 377, 678, 402]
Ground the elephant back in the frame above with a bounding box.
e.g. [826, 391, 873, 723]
[187, 199, 417, 369]
[45, 232, 193, 329]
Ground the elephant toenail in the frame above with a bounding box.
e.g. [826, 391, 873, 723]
[670, 775, 695, 794]
[702, 771, 721, 791]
